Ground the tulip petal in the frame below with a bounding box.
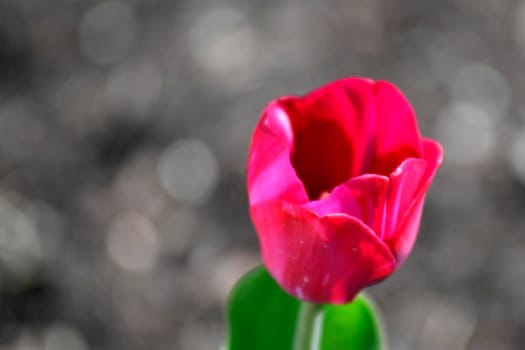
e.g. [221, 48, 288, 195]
[304, 174, 389, 235]
[369, 81, 423, 175]
[250, 201, 395, 304]
[420, 138, 444, 187]
[299, 78, 378, 179]
[273, 79, 377, 198]
[388, 195, 425, 265]
[247, 78, 443, 304]
[382, 158, 427, 243]
[386, 139, 444, 263]
[247, 103, 309, 205]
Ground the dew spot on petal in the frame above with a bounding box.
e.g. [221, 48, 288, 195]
[392, 167, 402, 176]
[294, 287, 305, 300]
[319, 191, 331, 200]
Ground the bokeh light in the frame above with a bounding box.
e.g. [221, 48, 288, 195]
[157, 138, 219, 204]
[43, 324, 89, 350]
[188, 8, 255, 75]
[79, 1, 138, 65]
[107, 212, 159, 273]
[434, 103, 497, 166]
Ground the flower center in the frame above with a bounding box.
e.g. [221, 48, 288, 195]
[291, 118, 353, 200]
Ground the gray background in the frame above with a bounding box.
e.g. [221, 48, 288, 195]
[0, 0, 522, 349]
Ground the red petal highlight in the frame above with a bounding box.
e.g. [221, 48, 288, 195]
[247, 103, 308, 205]
[250, 201, 395, 303]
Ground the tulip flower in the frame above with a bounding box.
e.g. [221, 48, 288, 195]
[247, 77, 443, 304]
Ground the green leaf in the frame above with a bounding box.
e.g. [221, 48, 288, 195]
[227, 265, 386, 350]
[227, 266, 300, 350]
[320, 294, 385, 350]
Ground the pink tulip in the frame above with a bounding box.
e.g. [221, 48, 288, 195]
[247, 78, 443, 304]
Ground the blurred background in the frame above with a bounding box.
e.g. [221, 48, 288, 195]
[0, 0, 522, 349]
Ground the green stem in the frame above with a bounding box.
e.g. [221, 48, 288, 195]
[293, 302, 323, 350]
